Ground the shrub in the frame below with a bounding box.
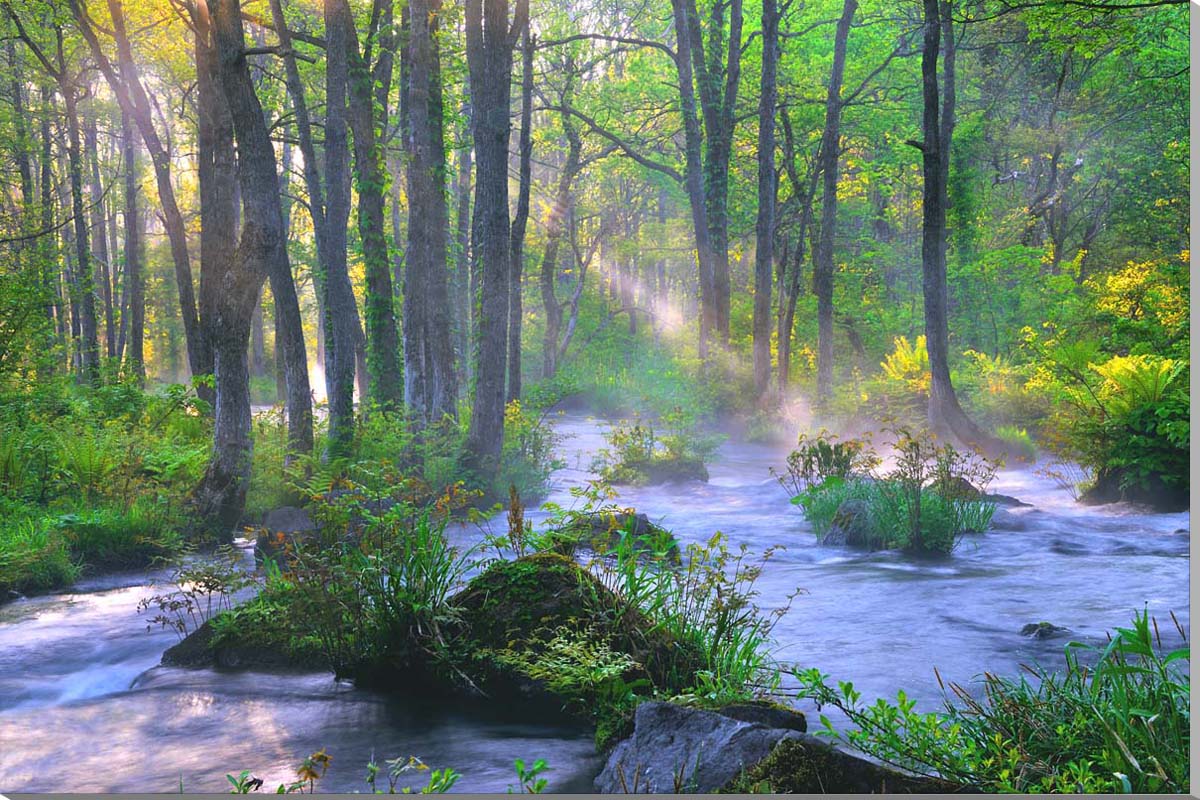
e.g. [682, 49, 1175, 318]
[0, 517, 79, 596]
[53, 499, 183, 571]
[594, 531, 794, 703]
[139, 546, 256, 639]
[592, 409, 720, 486]
[795, 610, 1190, 793]
[785, 431, 997, 554]
[994, 424, 1037, 462]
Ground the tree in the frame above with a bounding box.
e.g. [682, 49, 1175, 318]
[464, 0, 528, 469]
[507, 26, 534, 404]
[405, 0, 459, 421]
[752, 0, 782, 396]
[914, 0, 998, 451]
[813, 0, 857, 407]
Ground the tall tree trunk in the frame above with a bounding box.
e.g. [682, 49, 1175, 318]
[670, 0, 717, 361]
[405, 0, 459, 421]
[85, 109, 117, 361]
[752, 0, 780, 397]
[464, 0, 528, 470]
[507, 27, 533, 403]
[318, 0, 362, 456]
[917, 0, 996, 451]
[333, 0, 404, 411]
[192, 0, 249, 536]
[539, 94, 581, 380]
[453, 111, 473, 387]
[687, 0, 741, 345]
[120, 107, 144, 380]
[39, 88, 60, 353]
[70, 0, 210, 388]
[814, 0, 856, 407]
[60, 67, 100, 385]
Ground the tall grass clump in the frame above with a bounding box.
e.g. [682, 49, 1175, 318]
[795, 609, 1189, 793]
[594, 530, 796, 704]
[779, 430, 998, 554]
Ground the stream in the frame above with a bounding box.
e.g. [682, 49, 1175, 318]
[0, 412, 1189, 792]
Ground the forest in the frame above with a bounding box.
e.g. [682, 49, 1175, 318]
[0, 0, 1190, 794]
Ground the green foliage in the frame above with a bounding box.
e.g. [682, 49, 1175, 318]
[787, 432, 997, 554]
[994, 425, 1036, 463]
[138, 546, 256, 639]
[0, 515, 80, 596]
[280, 500, 480, 677]
[795, 610, 1189, 793]
[595, 531, 794, 703]
[773, 431, 878, 496]
[592, 409, 719, 486]
[510, 759, 550, 794]
[52, 499, 183, 571]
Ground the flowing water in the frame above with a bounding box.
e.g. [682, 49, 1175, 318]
[0, 413, 1189, 792]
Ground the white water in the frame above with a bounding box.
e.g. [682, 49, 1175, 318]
[0, 412, 1188, 792]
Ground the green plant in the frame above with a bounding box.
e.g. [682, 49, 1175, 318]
[592, 410, 718, 486]
[138, 546, 256, 639]
[773, 431, 878, 496]
[0, 516, 80, 596]
[510, 759, 550, 794]
[994, 425, 1037, 462]
[795, 610, 1189, 793]
[595, 531, 795, 701]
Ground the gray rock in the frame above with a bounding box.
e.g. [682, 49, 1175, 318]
[716, 701, 807, 733]
[593, 701, 800, 793]
[822, 498, 875, 548]
[989, 508, 1028, 531]
[254, 506, 317, 566]
[1021, 621, 1070, 640]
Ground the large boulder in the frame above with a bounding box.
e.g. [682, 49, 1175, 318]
[444, 554, 703, 716]
[1080, 468, 1188, 513]
[594, 702, 802, 793]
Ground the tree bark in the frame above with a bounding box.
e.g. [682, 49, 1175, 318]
[192, 0, 250, 537]
[814, 0, 856, 407]
[120, 106, 144, 380]
[464, 0, 527, 469]
[669, 0, 717, 361]
[333, 0, 404, 411]
[405, 0, 459, 422]
[453, 109, 473, 387]
[507, 27, 534, 403]
[317, 0, 363, 456]
[918, 0, 997, 452]
[752, 0, 780, 397]
[539, 85, 582, 380]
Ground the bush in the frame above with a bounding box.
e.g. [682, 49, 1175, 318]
[0, 516, 79, 596]
[784, 431, 997, 554]
[795, 610, 1190, 793]
[53, 499, 184, 571]
[994, 424, 1037, 462]
[592, 409, 720, 486]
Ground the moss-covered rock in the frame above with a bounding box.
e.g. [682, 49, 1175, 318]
[549, 511, 680, 562]
[724, 735, 970, 794]
[446, 553, 703, 719]
[161, 612, 328, 672]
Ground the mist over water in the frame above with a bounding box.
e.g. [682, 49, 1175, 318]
[0, 412, 1188, 792]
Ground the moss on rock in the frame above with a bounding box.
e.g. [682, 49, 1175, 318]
[724, 735, 968, 794]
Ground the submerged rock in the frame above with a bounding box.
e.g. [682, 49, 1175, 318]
[988, 508, 1029, 532]
[1020, 621, 1070, 640]
[594, 701, 801, 793]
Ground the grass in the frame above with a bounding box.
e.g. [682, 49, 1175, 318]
[794, 609, 1189, 793]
